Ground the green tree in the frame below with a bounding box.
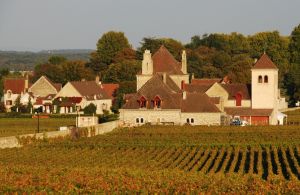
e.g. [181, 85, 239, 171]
[61, 60, 94, 83]
[89, 31, 130, 72]
[137, 37, 184, 60]
[289, 24, 300, 64]
[83, 103, 97, 115]
[48, 56, 67, 65]
[102, 60, 141, 83]
[112, 81, 136, 112]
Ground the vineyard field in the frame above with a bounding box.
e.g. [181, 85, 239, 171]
[1, 125, 300, 193]
[0, 118, 75, 137]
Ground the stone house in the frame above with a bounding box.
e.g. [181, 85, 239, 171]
[120, 46, 287, 126]
[53, 78, 112, 114]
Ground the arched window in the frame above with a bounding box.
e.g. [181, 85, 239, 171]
[235, 93, 242, 106]
[181, 80, 185, 90]
[153, 96, 161, 108]
[139, 96, 147, 108]
[7, 90, 12, 98]
[264, 75, 268, 83]
[258, 75, 262, 83]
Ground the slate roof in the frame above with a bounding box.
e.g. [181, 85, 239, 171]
[224, 107, 273, 116]
[252, 54, 278, 69]
[4, 78, 29, 94]
[70, 81, 111, 100]
[152, 45, 183, 74]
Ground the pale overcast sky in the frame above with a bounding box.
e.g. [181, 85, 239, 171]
[0, 0, 300, 51]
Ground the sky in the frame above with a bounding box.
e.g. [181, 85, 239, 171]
[0, 0, 300, 51]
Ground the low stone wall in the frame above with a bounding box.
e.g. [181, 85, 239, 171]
[0, 136, 20, 149]
[0, 120, 119, 149]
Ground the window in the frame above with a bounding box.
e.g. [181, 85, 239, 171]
[6, 100, 12, 105]
[186, 118, 194, 124]
[235, 93, 242, 107]
[258, 75, 262, 83]
[136, 117, 144, 124]
[264, 75, 268, 83]
[153, 96, 161, 108]
[139, 96, 147, 108]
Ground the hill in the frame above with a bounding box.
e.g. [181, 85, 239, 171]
[0, 49, 93, 71]
[1, 125, 300, 193]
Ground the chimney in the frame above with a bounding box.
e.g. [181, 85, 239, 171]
[181, 50, 187, 74]
[24, 74, 29, 92]
[254, 58, 258, 64]
[182, 91, 187, 100]
[142, 50, 153, 75]
[163, 73, 167, 84]
[81, 78, 86, 82]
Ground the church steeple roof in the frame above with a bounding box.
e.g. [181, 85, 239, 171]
[252, 53, 278, 70]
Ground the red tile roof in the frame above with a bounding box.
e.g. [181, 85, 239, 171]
[184, 83, 212, 93]
[224, 107, 273, 116]
[221, 84, 251, 100]
[70, 81, 111, 100]
[152, 45, 183, 74]
[252, 54, 278, 69]
[181, 93, 220, 113]
[191, 78, 222, 85]
[4, 78, 27, 94]
[101, 83, 119, 98]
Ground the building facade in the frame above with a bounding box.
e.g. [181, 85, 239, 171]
[120, 46, 287, 126]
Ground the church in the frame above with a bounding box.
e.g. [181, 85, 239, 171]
[119, 46, 287, 126]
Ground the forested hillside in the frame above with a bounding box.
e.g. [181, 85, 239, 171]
[0, 49, 92, 71]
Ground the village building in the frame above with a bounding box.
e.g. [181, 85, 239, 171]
[28, 76, 62, 113]
[120, 46, 287, 126]
[53, 77, 112, 114]
[2, 76, 31, 112]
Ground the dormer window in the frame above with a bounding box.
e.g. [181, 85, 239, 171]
[153, 96, 161, 108]
[258, 75, 263, 83]
[139, 96, 147, 108]
[235, 93, 242, 106]
[264, 75, 268, 83]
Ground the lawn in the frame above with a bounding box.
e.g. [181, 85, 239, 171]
[1, 125, 300, 193]
[0, 118, 75, 137]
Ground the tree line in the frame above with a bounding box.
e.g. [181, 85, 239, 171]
[1, 24, 300, 108]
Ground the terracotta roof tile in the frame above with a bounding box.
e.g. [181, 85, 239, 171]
[70, 81, 111, 100]
[181, 93, 221, 113]
[221, 84, 251, 100]
[191, 78, 222, 85]
[252, 54, 278, 69]
[4, 78, 27, 94]
[224, 107, 273, 116]
[101, 83, 119, 98]
[152, 45, 183, 74]
[184, 83, 212, 93]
